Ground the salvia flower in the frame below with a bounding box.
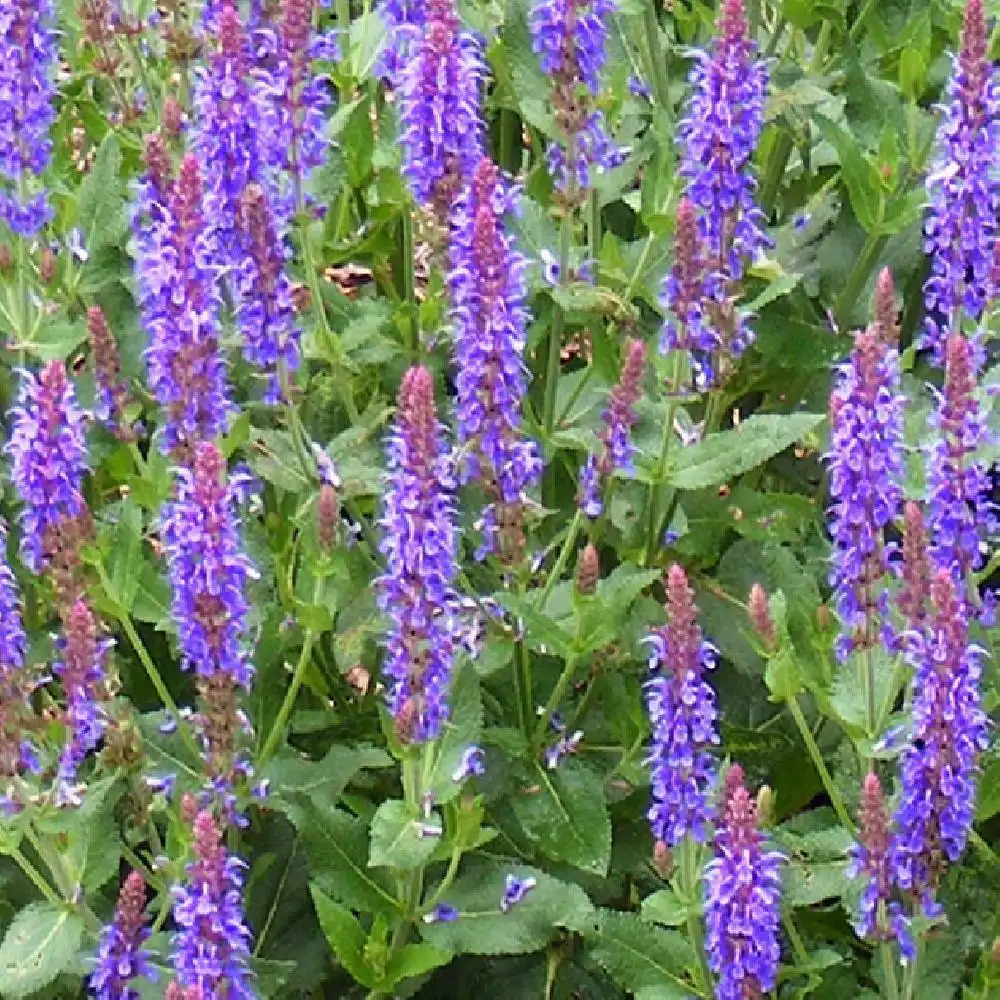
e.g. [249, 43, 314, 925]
[891, 569, 989, 909]
[645, 563, 720, 847]
[53, 599, 111, 805]
[397, 0, 484, 223]
[170, 809, 254, 998]
[921, 0, 1000, 361]
[377, 0, 426, 78]
[703, 763, 784, 1000]
[137, 147, 231, 457]
[88, 305, 136, 441]
[500, 874, 537, 912]
[847, 773, 911, 954]
[0, 0, 57, 235]
[826, 324, 904, 660]
[161, 441, 256, 689]
[0, 521, 32, 802]
[376, 366, 458, 743]
[577, 337, 645, 519]
[6, 360, 89, 575]
[679, 0, 769, 282]
[926, 332, 993, 588]
[873, 267, 899, 345]
[448, 156, 542, 559]
[90, 870, 155, 1000]
[897, 500, 931, 636]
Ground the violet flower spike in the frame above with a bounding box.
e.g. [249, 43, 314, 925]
[0, 0, 57, 235]
[703, 764, 784, 1000]
[90, 870, 155, 1000]
[170, 810, 255, 998]
[826, 324, 905, 660]
[0, 520, 32, 804]
[644, 564, 720, 847]
[376, 366, 459, 743]
[891, 569, 989, 910]
[448, 156, 542, 559]
[397, 0, 484, 223]
[921, 0, 1000, 363]
[6, 360, 89, 575]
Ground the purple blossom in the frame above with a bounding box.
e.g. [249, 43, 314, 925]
[423, 903, 459, 923]
[90, 870, 155, 1000]
[448, 156, 542, 559]
[451, 745, 485, 782]
[891, 569, 989, 910]
[6, 360, 88, 574]
[0, 520, 31, 802]
[921, 0, 1000, 361]
[377, 0, 426, 78]
[501, 874, 537, 911]
[703, 764, 784, 1000]
[161, 441, 256, 689]
[645, 564, 719, 848]
[170, 809, 254, 998]
[135, 143, 231, 457]
[577, 336, 645, 518]
[53, 600, 111, 806]
[397, 0, 484, 221]
[926, 332, 994, 588]
[826, 324, 904, 660]
[376, 366, 458, 743]
[0, 0, 57, 235]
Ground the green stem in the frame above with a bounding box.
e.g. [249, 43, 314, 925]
[538, 509, 583, 612]
[879, 939, 901, 1000]
[258, 579, 325, 767]
[641, 0, 671, 116]
[835, 230, 886, 331]
[642, 353, 681, 567]
[533, 654, 578, 747]
[588, 188, 601, 263]
[901, 937, 920, 1000]
[401, 210, 417, 354]
[542, 213, 574, 437]
[512, 638, 533, 738]
[678, 837, 712, 996]
[786, 694, 855, 833]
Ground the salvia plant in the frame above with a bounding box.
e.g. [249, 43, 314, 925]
[0, 0, 996, 998]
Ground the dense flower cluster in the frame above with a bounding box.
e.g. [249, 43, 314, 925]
[376, 366, 458, 742]
[0, 0, 57, 235]
[645, 564, 719, 848]
[891, 569, 988, 908]
[377, 0, 426, 77]
[921, 0, 1000, 361]
[926, 332, 993, 587]
[579, 337, 645, 518]
[0, 521, 31, 802]
[448, 156, 541, 558]
[160, 442, 256, 690]
[88, 305, 135, 441]
[90, 871, 154, 1000]
[826, 324, 904, 659]
[135, 144, 231, 456]
[398, 0, 484, 221]
[6, 361, 89, 574]
[703, 764, 783, 1000]
[170, 809, 254, 998]
[897, 500, 931, 635]
[53, 599, 111, 805]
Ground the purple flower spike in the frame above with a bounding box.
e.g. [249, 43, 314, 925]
[704, 764, 784, 1000]
[91, 870, 155, 1000]
[6, 361, 89, 575]
[398, 0, 484, 222]
[577, 337, 646, 519]
[0, 0, 57, 235]
[376, 367, 458, 743]
[53, 600, 111, 806]
[170, 810, 254, 998]
[922, 0, 1000, 362]
[926, 332, 994, 588]
[161, 442, 256, 690]
[137, 145, 231, 457]
[826, 324, 904, 660]
[891, 569, 989, 910]
[448, 156, 542, 560]
[645, 564, 719, 848]
[0, 520, 32, 802]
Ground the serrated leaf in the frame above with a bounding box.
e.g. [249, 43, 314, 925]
[511, 760, 611, 874]
[496, 592, 573, 658]
[586, 909, 695, 998]
[640, 889, 691, 928]
[382, 942, 453, 988]
[310, 885, 377, 989]
[263, 745, 392, 809]
[368, 800, 440, 870]
[428, 665, 483, 803]
[0, 903, 86, 999]
[670, 413, 824, 490]
[420, 861, 595, 956]
[814, 115, 882, 233]
[76, 133, 127, 250]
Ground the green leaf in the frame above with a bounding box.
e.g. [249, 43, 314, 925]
[428, 664, 483, 803]
[0, 903, 86, 999]
[640, 889, 692, 928]
[263, 745, 392, 810]
[310, 885, 376, 989]
[286, 799, 399, 916]
[24, 319, 89, 363]
[586, 910, 695, 999]
[814, 115, 882, 233]
[368, 800, 440, 870]
[105, 499, 144, 613]
[76, 133, 127, 250]
[976, 760, 1000, 821]
[670, 413, 824, 490]
[420, 861, 595, 956]
[511, 760, 611, 875]
[382, 942, 454, 989]
[496, 592, 573, 658]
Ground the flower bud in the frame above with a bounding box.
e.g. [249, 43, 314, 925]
[575, 543, 599, 596]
